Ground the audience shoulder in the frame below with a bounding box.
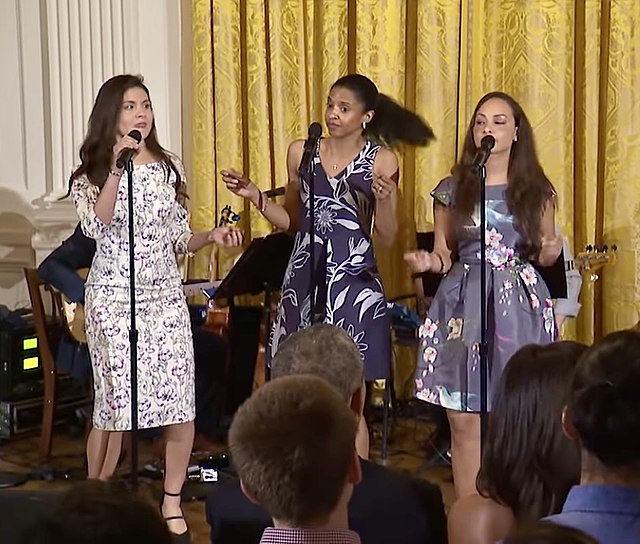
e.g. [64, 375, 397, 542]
[449, 494, 516, 544]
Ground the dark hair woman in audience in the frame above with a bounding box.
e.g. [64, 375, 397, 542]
[448, 342, 586, 543]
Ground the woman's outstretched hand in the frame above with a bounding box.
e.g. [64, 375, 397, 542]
[209, 226, 243, 248]
[221, 169, 260, 204]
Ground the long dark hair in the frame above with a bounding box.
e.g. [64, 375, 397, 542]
[453, 91, 554, 259]
[570, 329, 640, 468]
[70, 74, 183, 200]
[477, 342, 585, 522]
[331, 74, 435, 147]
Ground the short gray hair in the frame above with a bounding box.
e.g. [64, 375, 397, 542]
[271, 324, 364, 402]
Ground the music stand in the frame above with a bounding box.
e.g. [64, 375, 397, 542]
[214, 232, 294, 382]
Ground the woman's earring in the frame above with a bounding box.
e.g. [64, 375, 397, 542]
[362, 121, 367, 130]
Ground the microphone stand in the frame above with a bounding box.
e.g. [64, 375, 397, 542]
[477, 162, 489, 452]
[304, 141, 322, 325]
[125, 157, 139, 491]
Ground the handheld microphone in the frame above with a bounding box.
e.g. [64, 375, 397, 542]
[297, 122, 323, 175]
[115, 129, 143, 169]
[472, 135, 496, 169]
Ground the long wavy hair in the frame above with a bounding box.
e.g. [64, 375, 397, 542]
[453, 92, 554, 259]
[70, 74, 183, 201]
[331, 74, 435, 148]
[477, 342, 585, 522]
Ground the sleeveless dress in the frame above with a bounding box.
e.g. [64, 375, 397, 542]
[415, 177, 556, 412]
[71, 159, 195, 431]
[269, 140, 391, 380]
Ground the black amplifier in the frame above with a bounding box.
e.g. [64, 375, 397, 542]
[0, 384, 89, 438]
[0, 312, 54, 401]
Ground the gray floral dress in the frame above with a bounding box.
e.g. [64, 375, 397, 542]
[415, 177, 556, 412]
[72, 159, 195, 431]
[269, 140, 391, 380]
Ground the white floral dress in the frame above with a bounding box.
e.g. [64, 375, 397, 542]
[415, 177, 556, 412]
[71, 160, 195, 431]
[269, 140, 391, 380]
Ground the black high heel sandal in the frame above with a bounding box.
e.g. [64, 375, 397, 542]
[161, 490, 191, 544]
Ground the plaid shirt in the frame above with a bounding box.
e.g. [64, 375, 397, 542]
[259, 527, 361, 544]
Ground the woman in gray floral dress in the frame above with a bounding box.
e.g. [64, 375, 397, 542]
[71, 75, 242, 540]
[405, 92, 562, 499]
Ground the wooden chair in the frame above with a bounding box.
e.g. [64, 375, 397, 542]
[23, 268, 70, 460]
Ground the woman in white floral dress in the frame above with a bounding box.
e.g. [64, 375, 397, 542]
[71, 75, 242, 541]
[405, 92, 562, 499]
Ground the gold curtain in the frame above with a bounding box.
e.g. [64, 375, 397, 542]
[189, 0, 640, 343]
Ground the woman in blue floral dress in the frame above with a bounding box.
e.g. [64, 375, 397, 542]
[222, 74, 433, 454]
[405, 92, 562, 498]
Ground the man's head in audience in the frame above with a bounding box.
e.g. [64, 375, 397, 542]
[563, 329, 640, 483]
[21, 481, 172, 544]
[228, 375, 361, 529]
[271, 323, 365, 415]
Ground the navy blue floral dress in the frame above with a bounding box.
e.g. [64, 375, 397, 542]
[415, 177, 556, 412]
[269, 140, 391, 380]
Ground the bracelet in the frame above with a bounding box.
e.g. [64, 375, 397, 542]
[434, 253, 445, 273]
[109, 168, 123, 178]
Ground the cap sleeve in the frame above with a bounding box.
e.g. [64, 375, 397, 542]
[430, 177, 454, 207]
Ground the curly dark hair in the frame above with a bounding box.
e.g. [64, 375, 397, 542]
[477, 342, 585, 522]
[453, 91, 554, 260]
[69, 74, 183, 201]
[570, 329, 640, 468]
[331, 74, 435, 148]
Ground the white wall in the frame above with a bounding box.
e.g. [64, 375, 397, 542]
[0, 0, 183, 310]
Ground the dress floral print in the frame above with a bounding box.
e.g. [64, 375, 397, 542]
[415, 177, 556, 412]
[270, 140, 391, 380]
[72, 159, 195, 431]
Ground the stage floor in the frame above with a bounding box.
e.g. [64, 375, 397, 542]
[0, 409, 453, 544]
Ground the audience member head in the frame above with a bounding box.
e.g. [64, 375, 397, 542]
[21, 481, 172, 544]
[564, 329, 640, 477]
[503, 521, 597, 544]
[271, 323, 365, 415]
[477, 341, 586, 521]
[228, 375, 360, 528]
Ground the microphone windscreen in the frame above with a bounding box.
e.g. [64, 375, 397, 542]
[308, 122, 322, 139]
[129, 129, 143, 143]
[481, 135, 495, 149]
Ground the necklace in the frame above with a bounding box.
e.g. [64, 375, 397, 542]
[332, 163, 338, 170]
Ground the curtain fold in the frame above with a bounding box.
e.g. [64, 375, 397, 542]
[190, 0, 640, 343]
